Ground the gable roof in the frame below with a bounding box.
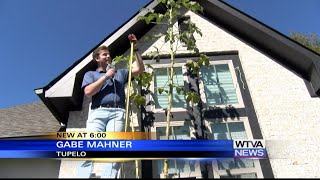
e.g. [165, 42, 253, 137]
[35, 0, 320, 125]
[0, 101, 61, 138]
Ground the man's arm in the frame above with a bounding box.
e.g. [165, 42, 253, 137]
[84, 68, 115, 97]
[128, 33, 145, 77]
[131, 50, 145, 77]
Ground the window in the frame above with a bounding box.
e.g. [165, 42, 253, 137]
[199, 60, 244, 108]
[143, 56, 266, 178]
[151, 121, 202, 178]
[148, 63, 188, 112]
[147, 60, 243, 111]
[208, 118, 263, 178]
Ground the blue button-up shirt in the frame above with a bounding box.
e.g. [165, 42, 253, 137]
[81, 68, 129, 109]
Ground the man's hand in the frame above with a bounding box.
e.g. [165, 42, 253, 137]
[105, 68, 116, 78]
[129, 33, 145, 77]
[128, 34, 139, 46]
[85, 67, 116, 97]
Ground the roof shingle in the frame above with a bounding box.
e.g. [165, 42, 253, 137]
[0, 101, 60, 138]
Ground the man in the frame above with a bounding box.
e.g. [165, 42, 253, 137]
[77, 34, 144, 178]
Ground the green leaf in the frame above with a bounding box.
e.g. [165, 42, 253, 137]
[132, 95, 146, 106]
[182, 1, 190, 9]
[185, 92, 200, 104]
[199, 54, 209, 66]
[139, 8, 154, 13]
[160, 0, 167, 4]
[186, 92, 192, 103]
[134, 71, 154, 88]
[198, 57, 203, 66]
[175, 86, 183, 95]
[112, 55, 129, 66]
[193, 62, 200, 73]
[185, 60, 194, 69]
[146, 15, 153, 24]
[129, 94, 135, 101]
[164, 34, 170, 43]
[133, 97, 140, 106]
[138, 96, 146, 106]
[156, 14, 164, 23]
[138, 13, 159, 24]
[189, 2, 203, 13]
[167, 0, 176, 7]
[158, 88, 164, 94]
[137, 16, 147, 22]
[192, 93, 200, 104]
[146, 64, 154, 70]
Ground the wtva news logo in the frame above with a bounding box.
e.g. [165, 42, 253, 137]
[233, 139, 267, 159]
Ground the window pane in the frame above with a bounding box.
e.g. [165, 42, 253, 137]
[217, 158, 254, 170]
[211, 122, 247, 140]
[212, 123, 230, 140]
[201, 65, 222, 105]
[216, 64, 238, 104]
[154, 67, 186, 109]
[220, 173, 257, 178]
[240, 173, 257, 178]
[156, 126, 190, 140]
[201, 64, 238, 106]
[211, 122, 254, 170]
[229, 122, 247, 139]
[154, 68, 168, 109]
[156, 126, 195, 176]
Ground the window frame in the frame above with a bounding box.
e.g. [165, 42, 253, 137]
[206, 117, 264, 178]
[199, 60, 245, 109]
[142, 55, 271, 178]
[151, 121, 202, 178]
[147, 63, 189, 113]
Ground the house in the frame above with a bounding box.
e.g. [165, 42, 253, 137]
[1, 0, 320, 178]
[0, 102, 61, 178]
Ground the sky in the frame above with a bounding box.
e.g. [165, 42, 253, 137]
[0, 0, 319, 109]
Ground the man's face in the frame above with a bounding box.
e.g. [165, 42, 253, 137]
[97, 50, 111, 64]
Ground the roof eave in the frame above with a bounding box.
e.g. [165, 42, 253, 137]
[34, 88, 69, 125]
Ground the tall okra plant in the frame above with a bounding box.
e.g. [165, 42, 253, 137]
[136, 0, 209, 178]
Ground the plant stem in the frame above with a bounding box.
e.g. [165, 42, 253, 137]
[163, 5, 174, 179]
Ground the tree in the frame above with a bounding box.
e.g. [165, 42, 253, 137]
[289, 32, 320, 54]
[137, 0, 209, 178]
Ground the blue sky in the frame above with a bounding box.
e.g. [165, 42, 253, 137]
[0, 0, 319, 109]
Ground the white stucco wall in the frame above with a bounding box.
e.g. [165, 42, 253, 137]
[59, 10, 320, 178]
[138, 10, 320, 178]
[182, 11, 320, 178]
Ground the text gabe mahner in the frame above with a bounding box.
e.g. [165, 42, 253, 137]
[56, 140, 132, 157]
[56, 140, 133, 149]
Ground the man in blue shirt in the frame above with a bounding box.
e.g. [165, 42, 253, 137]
[77, 34, 144, 178]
